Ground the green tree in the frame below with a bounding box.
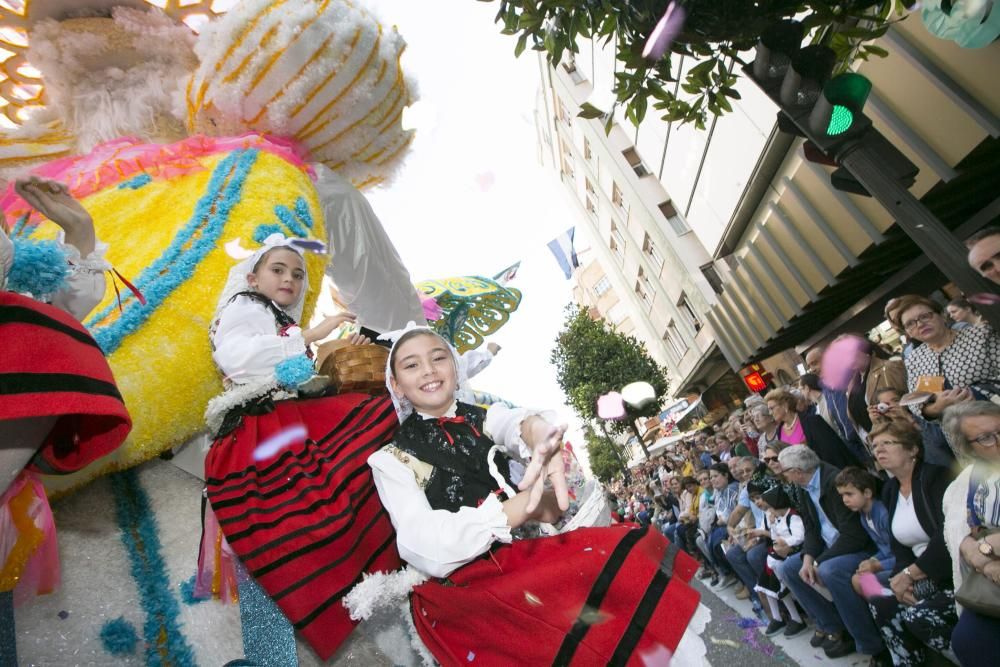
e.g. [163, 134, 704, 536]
[479, 0, 903, 129]
[551, 305, 670, 458]
[583, 424, 625, 484]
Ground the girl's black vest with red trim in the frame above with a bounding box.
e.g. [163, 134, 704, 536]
[392, 401, 517, 513]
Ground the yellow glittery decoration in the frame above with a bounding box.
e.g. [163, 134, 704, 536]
[0, 482, 44, 592]
[35, 149, 326, 496]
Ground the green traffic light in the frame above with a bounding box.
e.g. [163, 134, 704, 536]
[827, 105, 854, 135]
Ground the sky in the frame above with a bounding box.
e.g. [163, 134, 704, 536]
[317, 0, 596, 471]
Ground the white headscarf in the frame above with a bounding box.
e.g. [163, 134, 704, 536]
[380, 322, 462, 421]
[213, 233, 323, 325]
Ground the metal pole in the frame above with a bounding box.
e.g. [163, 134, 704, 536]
[839, 139, 1000, 331]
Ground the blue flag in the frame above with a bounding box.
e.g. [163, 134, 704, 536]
[547, 227, 579, 279]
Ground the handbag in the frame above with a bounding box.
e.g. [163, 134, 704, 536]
[955, 470, 1000, 617]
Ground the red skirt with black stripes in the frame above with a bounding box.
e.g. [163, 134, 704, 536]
[410, 525, 701, 667]
[204, 393, 401, 660]
[0, 291, 130, 474]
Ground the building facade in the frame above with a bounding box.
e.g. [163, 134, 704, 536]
[538, 11, 999, 403]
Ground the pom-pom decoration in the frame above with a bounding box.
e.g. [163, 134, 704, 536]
[99, 616, 140, 656]
[7, 237, 70, 299]
[274, 353, 315, 390]
[186, 0, 417, 189]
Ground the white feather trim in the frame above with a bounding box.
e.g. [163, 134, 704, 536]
[203, 378, 293, 436]
[342, 567, 428, 622]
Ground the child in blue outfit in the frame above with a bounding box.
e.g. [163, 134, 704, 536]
[835, 467, 895, 593]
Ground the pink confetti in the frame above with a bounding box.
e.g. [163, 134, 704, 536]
[639, 643, 673, 666]
[252, 424, 307, 461]
[642, 2, 687, 60]
[820, 335, 867, 391]
[597, 392, 626, 419]
[968, 292, 1000, 306]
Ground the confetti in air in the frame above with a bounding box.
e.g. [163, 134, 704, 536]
[968, 292, 1000, 306]
[642, 2, 687, 60]
[523, 591, 543, 606]
[252, 424, 308, 461]
[597, 392, 626, 419]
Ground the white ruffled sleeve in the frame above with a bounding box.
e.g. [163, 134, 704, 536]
[48, 240, 110, 322]
[315, 164, 426, 333]
[458, 348, 494, 381]
[211, 295, 308, 383]
[369, 449, 511, 579]
[483, 404, 559, 461]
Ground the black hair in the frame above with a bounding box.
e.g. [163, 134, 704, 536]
[708, 462, 734, 484]
[761, 484, 792, 510]
[799, 373, 822, 392]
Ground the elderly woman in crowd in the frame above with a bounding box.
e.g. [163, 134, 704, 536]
[894, 294, 1000, 420]
[776, 445, 879, 660]
[942, 402, 1000, 667]
[867, 419, 957, 667]
[761, 441, 790, 481]
[767, 388, 861, 469]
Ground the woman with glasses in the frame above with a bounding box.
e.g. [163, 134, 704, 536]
[892, 295, 1000, 421]
[942, 402, 1000, 667]
[866, 420, 957, 666]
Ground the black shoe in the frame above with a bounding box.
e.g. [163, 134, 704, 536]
[783, 620, 808, 638]
[709, 576, 720, 587]
[824, 635, 856, 659]
[765, 620, 786, 636]
[869, 652, 893, 667]
[810, 631, 828, 648]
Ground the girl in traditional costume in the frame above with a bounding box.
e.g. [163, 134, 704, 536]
[199, 234, 401, 660]
[1, 178, 130, 662]
[362, 324, 707, 666]
[753, 481, 808, 637]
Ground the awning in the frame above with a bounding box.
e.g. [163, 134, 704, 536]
[648, 432, 688, 456]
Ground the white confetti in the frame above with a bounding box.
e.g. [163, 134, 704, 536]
[252, 424, 307, 461]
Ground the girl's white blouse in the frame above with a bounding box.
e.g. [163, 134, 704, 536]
[211, 294, 307, 384]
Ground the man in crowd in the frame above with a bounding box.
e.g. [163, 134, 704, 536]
[723, 457, 768, 620]
[966, 227, 1000, 285]
[775, 446, 881, 660]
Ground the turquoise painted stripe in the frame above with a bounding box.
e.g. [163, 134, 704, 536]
[110, 469, 197, 667]
[293, 197, 313, 229]
[274, 204, 309, 238]
[86, 149, 260, 353]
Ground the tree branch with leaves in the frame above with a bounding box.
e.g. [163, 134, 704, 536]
[481, 0, 906, 130]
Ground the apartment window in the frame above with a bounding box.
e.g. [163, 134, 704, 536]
[611, 221, 626, 249]
[701, 262, 725, 295]
[622, 147, 649, 177]
[584, 138, 592, 161]
[593, 276, 612, 297]
[635, 280, 652, 310]
[612, 181, 624, 209]
[562, 157, 575, 179]
[585, 178, 596, 196]
[607, 301, 627, 325]
[637, 266, 655, 301]
[658, 199, 691, 235]
[557, 99, 573, 126]
[663, 321, 688, 360]
[610, 238, 624, 264]
[585, 197, 597, 215]
[642, 233, 663, 272]
[561, 60, 585, 84]
[678, 294, 703, 332]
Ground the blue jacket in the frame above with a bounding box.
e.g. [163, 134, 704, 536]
[860, 499, 895, 572]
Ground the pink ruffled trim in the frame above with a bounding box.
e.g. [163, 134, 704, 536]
[0, 470, 59, 606]
[1, 133, 314, 225]
[194, 501, 241, 603]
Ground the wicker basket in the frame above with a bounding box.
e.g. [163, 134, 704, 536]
[317, 342, 388, 395]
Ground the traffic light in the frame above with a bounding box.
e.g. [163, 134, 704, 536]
[745, 20, 916, 195]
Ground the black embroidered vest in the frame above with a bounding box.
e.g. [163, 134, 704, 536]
[392, 402, 517, 512]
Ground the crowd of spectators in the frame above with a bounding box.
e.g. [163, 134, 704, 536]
[604, 239, 1000, 667]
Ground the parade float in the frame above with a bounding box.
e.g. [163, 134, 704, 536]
[0, 0, 421, 495]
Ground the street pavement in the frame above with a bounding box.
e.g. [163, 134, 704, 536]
[694, 577, 868, 667]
